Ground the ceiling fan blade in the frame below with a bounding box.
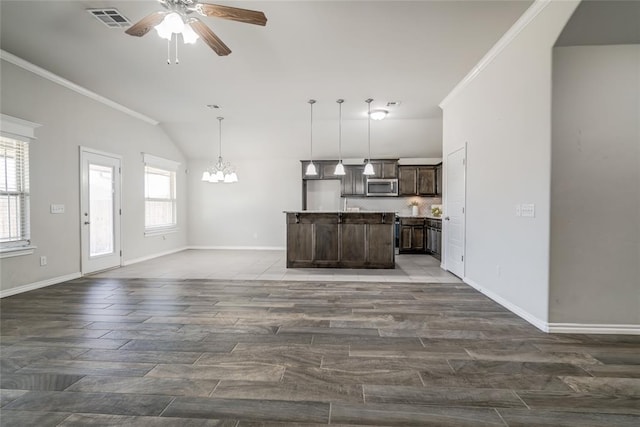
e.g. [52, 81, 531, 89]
[125, 11, 167, 37]
[189, 20, 231, 56]
[198, 3, 267, 26]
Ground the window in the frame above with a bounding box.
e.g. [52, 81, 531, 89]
[0, 136, 30, 246]
[0, 114, 39, 255]
[143, 153, 179, 235]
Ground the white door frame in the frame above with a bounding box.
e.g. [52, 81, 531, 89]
[443, 144, 466, 278]
[80, 147, 122, 275]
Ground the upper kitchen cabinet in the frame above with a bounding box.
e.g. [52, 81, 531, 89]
[301, 160, 339, 180]
[436, 163, 442, 196]
[370, 160, 398, 179]
[399, 166, 437, 196]
[341, 165, 366, 196]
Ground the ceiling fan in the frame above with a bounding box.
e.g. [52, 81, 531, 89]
[125, 0, 267, 57]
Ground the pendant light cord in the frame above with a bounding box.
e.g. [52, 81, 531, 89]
[308, 99, 316, 161]
[366, 98, 373, 162]
[337, 99, 344, 162]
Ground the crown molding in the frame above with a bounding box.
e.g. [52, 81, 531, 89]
[439, 0, 552, 109]
[0, 49, 159, 126]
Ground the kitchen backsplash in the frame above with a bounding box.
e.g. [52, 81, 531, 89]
[342, 196, 442, 216]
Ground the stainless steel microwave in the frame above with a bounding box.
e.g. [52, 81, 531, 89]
[366, 178, 399, 196]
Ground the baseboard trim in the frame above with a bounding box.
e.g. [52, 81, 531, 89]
[547, 323, 640, 335]
[122, 247, 189, 266]
[463, 277, 549, 333]
[188, 246, 285, 251]
[0, 272, 82, 298]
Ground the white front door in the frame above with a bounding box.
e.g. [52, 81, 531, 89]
[445, 145, 466, 278]
[80, 148, 122, 275]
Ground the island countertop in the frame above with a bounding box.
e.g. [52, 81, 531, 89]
[285, 211, 395, 269]
[283, 210, 397, 214]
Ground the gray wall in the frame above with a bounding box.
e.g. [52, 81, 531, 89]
[186, 115, 444, 249]
[440, 0, 579, 325]
[550, 44, 640, 325]
[0, 60, 188, 294]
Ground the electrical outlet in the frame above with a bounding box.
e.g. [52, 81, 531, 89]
[40, 256, 47, 266]
[521, 203, 535, 217]
[50, 204, 65, 214]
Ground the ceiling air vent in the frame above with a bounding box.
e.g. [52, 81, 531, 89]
[87, 9, 131, 28]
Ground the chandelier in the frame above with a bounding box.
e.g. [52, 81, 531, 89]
[201, 117, 238, 183]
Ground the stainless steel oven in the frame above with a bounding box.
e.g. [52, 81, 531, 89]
[366, 178, 398, 196]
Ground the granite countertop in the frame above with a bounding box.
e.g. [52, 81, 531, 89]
[284, 211, 397, 214]
[397, 215, 443, 220]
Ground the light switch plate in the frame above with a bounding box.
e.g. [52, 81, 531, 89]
[50, 204, 65, 214]
[521, 203, 535, 217]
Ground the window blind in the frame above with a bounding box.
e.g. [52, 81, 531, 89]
[144, 160, 177, 232]
[0, 136, 30, 246]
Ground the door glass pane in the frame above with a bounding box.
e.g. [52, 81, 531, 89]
[89, 164, 114, 257]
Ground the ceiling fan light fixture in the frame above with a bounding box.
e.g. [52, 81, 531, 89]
[181, 24, 199, 44]
[155, 23, 173, 40]
[164, 12, 185, 33]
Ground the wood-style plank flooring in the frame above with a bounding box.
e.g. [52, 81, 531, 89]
[1, 275, 639, 426]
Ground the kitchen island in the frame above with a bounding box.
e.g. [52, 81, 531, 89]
[285, 211, 395, 268]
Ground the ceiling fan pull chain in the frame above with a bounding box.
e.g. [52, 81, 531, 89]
[175, 35, 179, 65]
[166, 37, 171, 65]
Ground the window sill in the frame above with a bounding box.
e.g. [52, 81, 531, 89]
[144, 227, 179, 237]
[0, 245, 37, 259]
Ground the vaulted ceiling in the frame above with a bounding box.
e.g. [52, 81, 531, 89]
[1, 1, 533, 159]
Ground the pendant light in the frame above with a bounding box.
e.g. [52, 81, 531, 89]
[363, 98, 375, 176]
[305, 99, 318, 176]
[334, 99, 346, 176]
[201, 116, 238, 183]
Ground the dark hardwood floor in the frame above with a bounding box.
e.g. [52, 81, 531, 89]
[1, 277, 639, 426]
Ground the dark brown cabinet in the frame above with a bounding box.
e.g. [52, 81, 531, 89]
[286, 212, 395, 268]
[398, 166, 437, 196]
[370, 160, 398, 179]
[435, 163, 442, 196]
[426, 218, 442, 260]
[301, 160, 339, 180]
[398, 217, 426, 253]
[341, 165, 366, 196]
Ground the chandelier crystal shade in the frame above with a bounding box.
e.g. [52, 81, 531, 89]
[201, 117, 238, 183]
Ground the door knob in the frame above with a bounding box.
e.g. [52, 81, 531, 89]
[444, 216, 450, 221]
[84, 221, 90, 225]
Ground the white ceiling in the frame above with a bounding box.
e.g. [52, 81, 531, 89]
[0, 0, 532, 159]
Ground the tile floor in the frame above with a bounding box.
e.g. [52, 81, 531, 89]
[1, 250, 638, 426]
[93, 250, 460, 283]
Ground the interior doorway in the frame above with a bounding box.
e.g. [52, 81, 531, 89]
[444, 145, 466, 278]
